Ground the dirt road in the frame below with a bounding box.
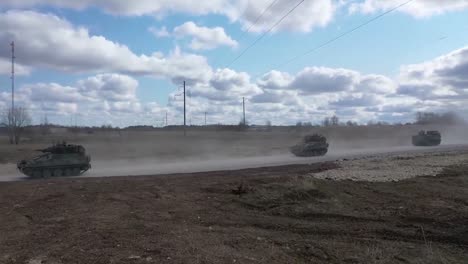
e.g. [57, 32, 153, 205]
[1, 149, 467, 263]
[1, 144, 468, 182]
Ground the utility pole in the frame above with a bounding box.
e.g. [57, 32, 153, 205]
[10, 41, 15, 144]
[165, 111, 168, 126]
[242, 97, 246, 126]
[10, 41, 15, 130]
[204, 112, 207, 126]
[183, 81, 186, 136]
[11, 41, 15, 113]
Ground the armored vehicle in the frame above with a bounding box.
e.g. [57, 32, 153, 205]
[291, 134, 329, 157]
[412, 130, 441, 146]
[17, 142, 91, 178]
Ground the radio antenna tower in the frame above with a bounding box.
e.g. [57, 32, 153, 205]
[11, 41, 15, 113]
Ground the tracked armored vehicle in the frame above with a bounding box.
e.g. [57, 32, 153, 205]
[291, 134, 329, 157]
[17, 142, 91, 178]
[412, 130, 441, 146]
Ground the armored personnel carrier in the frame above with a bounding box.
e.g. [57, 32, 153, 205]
[17, 142, 91, 178]
[291, 134, 329, 157]
[412, 130, 441, 146]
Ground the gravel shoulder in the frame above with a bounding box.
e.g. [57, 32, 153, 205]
[1, 150, 468, 264]
[314, 150, 468, 181]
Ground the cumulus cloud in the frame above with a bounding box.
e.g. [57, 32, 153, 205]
[185, 66, 400, 124]
[235, 0, 336, 33]
[2, 1, 468, 37]
[0, 10, 211, 82]
[330, 94, 383, 107]
[173, 21, 238, 50]
[261, 67, 397, 98]
[290, 67, 359, 94]
[21, 83, 87, 104]
[0, 58, 31, 76]
[77, 74, 139, 102]
[0, 0, 230, 16]
[159, 64, 403, 125]
[148, 26, 170, 37]
[398, 46, 468, 100]
[1, 6, 466, 127]
[209, 68, 252, 92]
[3, 74, 144, 119]
[189, 68, 261, 101]
[349, 0, 468, 18]
[0, 0, 337, 33]
[251, 90, 288, 104]
[358, 75, 397, 94]
[257, 70, 293, 90]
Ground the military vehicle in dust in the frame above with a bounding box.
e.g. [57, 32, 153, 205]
[412, 130, 441, 146]
[17, 142, 91, 178]
[290, 134, 329, 157]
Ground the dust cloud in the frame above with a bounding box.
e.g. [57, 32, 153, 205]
[0, 123, 467, 181]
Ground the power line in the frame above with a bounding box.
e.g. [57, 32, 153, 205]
[237, 0, 280, 41]
[213, 0, 278, 67]
[255, 0, 415, 78]
[226, 0, 305, 68]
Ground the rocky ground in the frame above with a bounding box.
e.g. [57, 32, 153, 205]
[315, 150, 468, 182]
[1, 150, 467, 264]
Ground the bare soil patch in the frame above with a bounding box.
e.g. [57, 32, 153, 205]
[1, 154, 467, 264]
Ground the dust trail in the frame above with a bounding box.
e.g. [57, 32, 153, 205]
[86, 144, 468, 178]
[1, 144, 467, 182]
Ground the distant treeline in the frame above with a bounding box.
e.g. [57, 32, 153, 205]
[415, 111, 465, 125]
[0, 111, 465, 135]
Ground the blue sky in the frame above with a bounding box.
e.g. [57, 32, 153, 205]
[1, 0, 468, 126]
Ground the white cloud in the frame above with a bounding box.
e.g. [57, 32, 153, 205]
[77, 74, 139, 102]
[1, 4, 467, 126]
[2, 55, 466, 126]
[21, 83, 87, 104]
[0, 10, 212, 83]
[235, 0, 336, 33]
[0, 0, 338, 33]
[0, 58, 31, 76]
[209, 68, 253, 93]
[2, 0, 468, 38]
[398, 46, 468, 100]
[148, 26, 170, 37]
[251, 90, 288, 104]
[177, 65, 402, 125]
[4, 74, 143, 117]
[330, 94, 383, 107]
[349, 0, 468, 18]
[189, 68, 261, 101]
[173, 21, 238, 50]
[290, 67, 359, 94]
[257, 70, 293, 90]
[0, 0, 230, 16]
[358, 75, 397, 94]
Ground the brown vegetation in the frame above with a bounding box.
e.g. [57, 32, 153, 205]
[0, 107, 31, 145]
